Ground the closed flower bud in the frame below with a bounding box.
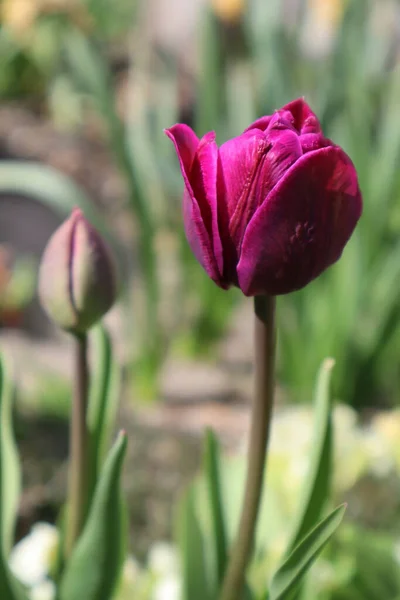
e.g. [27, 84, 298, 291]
[38, 208, 117, 334]
[166, 98, 362, 296]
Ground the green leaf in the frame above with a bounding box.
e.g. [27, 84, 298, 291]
[63, 25, 159, 344]
[59, 431, 128, 600]
[0, 355, 21, 556]
[87, 325, 121, 507]
[0, 560, 28, 600]
[196, 6, 225, 137]
[0, 161, 119, 255]
[0, 355, 28, 599]
[269, 504, 346, 600]
[179, 487, 212, 600]
[285, 359, 335, 554]
[203, 428, 228, 589]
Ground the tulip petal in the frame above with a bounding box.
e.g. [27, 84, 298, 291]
[282, 98, 322, 134]
[300, 133, 331, 154]
[244, 98, 321, 135]
[165, 124, 199, 177]
[237, 146, 362, 296]
[71, 211, 117, 328]
[244, 115, 273, 133]
[189, 133, 225, 279]
[219, 129, 302, 249]
[166, 125, 224, 285]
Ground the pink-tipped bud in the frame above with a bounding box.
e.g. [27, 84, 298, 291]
[38, 208, 118, 334]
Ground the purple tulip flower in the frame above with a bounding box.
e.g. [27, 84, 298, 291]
[166, 98, 362, 296]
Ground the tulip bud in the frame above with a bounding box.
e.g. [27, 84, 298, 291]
[38, 208, 117, 334]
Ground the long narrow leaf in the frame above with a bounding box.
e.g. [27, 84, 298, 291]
[204, 428, 228, 590]
[0, 355, 27, 599]
[196, 6, 225, 137]
[0, 355, 20, 556]
[269, 505, 346, 600]
[179, 488, 212, 600]
[87, 325, 121, 505]
[285, 359, 335, 554]
[59, 431, 128, 600]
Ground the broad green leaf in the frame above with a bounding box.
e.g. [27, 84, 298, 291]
[285, 359, 334, 554]
[179, 487, 212, 600]
[59, 431, 128, 600]
[0, 355, 21, 556]
[87, 325, 121, 506]
[203, 429, 228, 589]
[0, 162, 118, 252]
[269, 504, 346, 600]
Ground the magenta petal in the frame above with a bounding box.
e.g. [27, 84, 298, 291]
[237, 147, 362, 296]
[282, 98, 322, 134]
[300, 132, 331, 153]
[244, 115, 273, 133]
[165, 124, 199, 178]
[219, 129, 302, 250]
[166, 125, 223, 285]
[188, 132, 225, 279]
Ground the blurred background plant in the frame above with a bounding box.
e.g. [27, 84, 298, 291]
[0, 246, 35, 329]
[3, 0, 400, 598]
[11, 401, 400, 600]
[1, 0, 400, 405]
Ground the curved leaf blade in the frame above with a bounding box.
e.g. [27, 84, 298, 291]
[59, 431, 128, 600]
[0, 354, 21, 556]
[0, 161, 120, 254]
[0, 355, 28, 599]
[87, 325, 121, 506]
[179, 487, 212, 600]
[285, 358, 335, 554]
[203, 428, 228, 590]
[269, 504, 346, 600]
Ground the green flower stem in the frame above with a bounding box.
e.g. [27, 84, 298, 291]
[65, 333, 90, 558]
[220, 295, 276, 600]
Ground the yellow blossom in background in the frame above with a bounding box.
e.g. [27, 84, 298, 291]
[302, 0, 348, 56]
[308, 0, 346, 28]
[1, 0, 39, 36]
[1, 0, 92, 40]
[211, 0, 246, 24]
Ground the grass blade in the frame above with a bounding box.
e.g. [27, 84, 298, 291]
[87, 325, 121, 506]
[269, 505, 346, 600]
[0, 355, 20, 556]
[285, 358, 335, 554]
[59, 431, 128, 600]
[179, 487, 212, 600]
[204, 428, 228, 589]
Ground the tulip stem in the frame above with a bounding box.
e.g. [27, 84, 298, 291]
[65, 333, 90, 559]
[220, 295, 276, 600]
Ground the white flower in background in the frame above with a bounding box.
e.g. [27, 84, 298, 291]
[393, 540, 400, 565]
[371, 410, 400, 469]
[121, 556, 141, 585]
[153, 575, 181, 600]
[30, 580, 56, 600]
[148, 543, 181, 600]
[9, 523, 58, 587]
[148, 542, 179, 578]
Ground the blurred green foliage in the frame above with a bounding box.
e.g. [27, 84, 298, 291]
[1, 0, 400, 407]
